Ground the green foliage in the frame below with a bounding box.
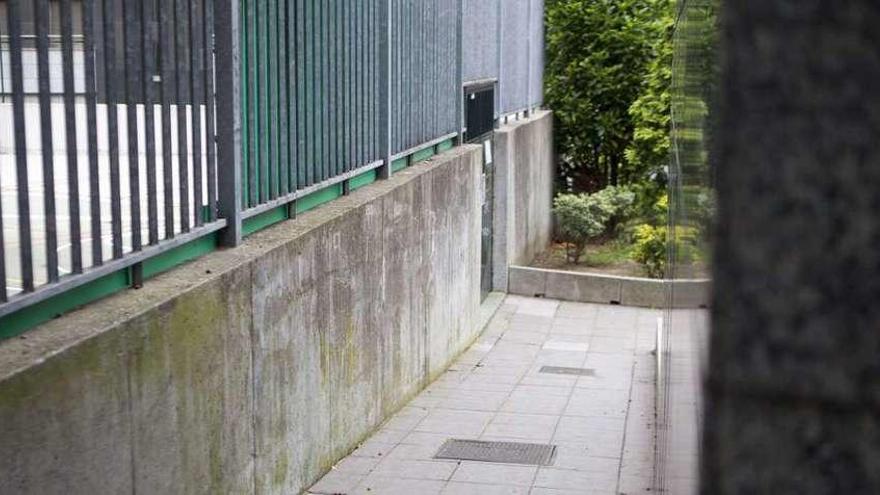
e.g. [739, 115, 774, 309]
[625, 0, 674, 184]
[554, 187, 637, 263]
[632, 224, 668, 278]
[583, 240, 634, 268]
[631, 221, 701, 278]
[545, 0, 674, 192]
[591, 186, 636, 234]
[692, 187, 715, 234]
[554, 193, 609, 264]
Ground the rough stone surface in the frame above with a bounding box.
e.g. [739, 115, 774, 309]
[0, 146, 483, 495]
[492, 111, 555, 291]
[705, 1, 880, 492]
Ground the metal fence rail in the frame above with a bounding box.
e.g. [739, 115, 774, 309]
[390, 0, 459, 156]
[239, 0, 386, 218]
[0, 0, 223, 317]
[0, 0, 546, 329]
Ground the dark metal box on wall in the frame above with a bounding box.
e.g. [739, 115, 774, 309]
[464, 80, 496, 143]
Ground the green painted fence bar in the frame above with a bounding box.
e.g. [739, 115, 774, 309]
[3, 0, 533, 336]
[238, 0, 465, 216]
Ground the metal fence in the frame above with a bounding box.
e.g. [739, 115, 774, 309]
[1, 0, 224, 320]
[239, 0, 385, 219]
[0, 0, 544, 328]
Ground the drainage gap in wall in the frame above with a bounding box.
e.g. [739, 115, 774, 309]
[434, 439, 557, 466]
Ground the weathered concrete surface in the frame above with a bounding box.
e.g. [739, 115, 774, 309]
[0, 146, 483, 495]
[493, 110, 555, 291]
[704, 1, 880, 493]
[508, 265, 710, 309]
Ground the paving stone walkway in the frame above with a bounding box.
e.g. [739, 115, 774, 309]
[307, 295, 660, 495]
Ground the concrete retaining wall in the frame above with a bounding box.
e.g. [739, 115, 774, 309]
[0, 147, 483, 495]
[492, 110, 555, 291]
[508, 265, 711, 309]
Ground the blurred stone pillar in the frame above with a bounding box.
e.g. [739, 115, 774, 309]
[703, 1, 880, 493]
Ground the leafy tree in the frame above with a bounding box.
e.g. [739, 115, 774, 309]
[545, 0, 674, 193]
[625, 0, 674, 186]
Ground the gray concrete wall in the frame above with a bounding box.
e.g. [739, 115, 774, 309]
[492, 110, 555, 291]
[508, 265, 710, 309]
[0, 147, 483, 495]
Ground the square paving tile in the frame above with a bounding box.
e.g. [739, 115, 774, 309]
[308, 295, 663, 495]
[442, 481, 529, 494]
[415, 409, 495, 436]
[553, 416, 625, 447]
[450, 462, 538, 486]
[371, 458, 458, 480]
[534, 467, 618, 492]
[501, 390, 570, 416]
[353, 475, 446, 495]
[308, 469, 365, 494]
[482, 412, 560, 442]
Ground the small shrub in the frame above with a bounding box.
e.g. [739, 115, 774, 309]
[592, 186, 637, 235]
[632, 224, 667, 278]
[631, 223, 701, 278]
[553, 193, 610, 264]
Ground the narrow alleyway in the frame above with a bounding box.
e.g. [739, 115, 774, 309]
[308, 296, 660, 495]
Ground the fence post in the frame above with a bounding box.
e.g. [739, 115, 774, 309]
[215, 0, 243, 246]
[377, 0, 392, 180]
[455, 0, 464, 142]
[496, 0, 503, 126]
[525, 0, 532, 117]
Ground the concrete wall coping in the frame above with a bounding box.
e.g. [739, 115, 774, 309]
[0, 145, 481, 383]
[496, 109, 552, 134]
[508, 265, 710, 309]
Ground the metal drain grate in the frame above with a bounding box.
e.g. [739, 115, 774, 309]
[539, 366, 596, 377]
[434, 439, 557, 466]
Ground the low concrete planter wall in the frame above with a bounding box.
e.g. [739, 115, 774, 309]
[509, 265, 711, 309]
[0, 147, 483, 495]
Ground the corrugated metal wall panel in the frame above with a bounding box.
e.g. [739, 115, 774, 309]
[462, 0, 499, 83]
[529, 0, 545, 107]
[500, 0, 528, 114]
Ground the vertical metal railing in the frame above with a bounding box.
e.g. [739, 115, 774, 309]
[389, 0, 459, 157]
[0, 0, 545, 324]
[0, 0, 226, 318]
[237, 0, 389, 221]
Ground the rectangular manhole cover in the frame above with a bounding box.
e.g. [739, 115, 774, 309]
[539, 366, 596, 377]
[434, 439, 557, 466]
